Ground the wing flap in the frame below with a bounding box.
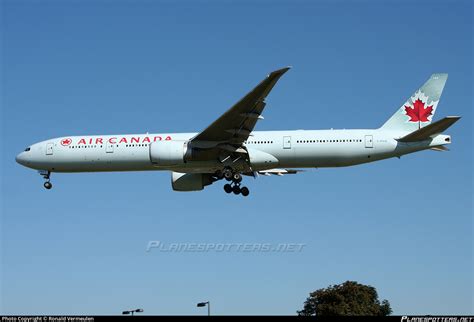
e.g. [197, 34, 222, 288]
[258, 168, 304, 176]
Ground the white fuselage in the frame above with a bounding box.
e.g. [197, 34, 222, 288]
[15, 129, 451, 173]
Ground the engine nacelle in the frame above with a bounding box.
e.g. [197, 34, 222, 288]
[247, 148, 279, 170]
[171, 172, 213, 191]
[150, 141, 188, 166]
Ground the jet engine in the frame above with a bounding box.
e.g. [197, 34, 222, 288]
[149, 140, 189, 166]
[171, 172, 213, 191]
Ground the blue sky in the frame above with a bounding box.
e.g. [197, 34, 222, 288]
[1, 0, 472, 315]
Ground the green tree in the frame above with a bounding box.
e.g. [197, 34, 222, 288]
[297, 281, 392, 316]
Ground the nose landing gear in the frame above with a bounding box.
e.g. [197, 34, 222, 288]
[40, 170, 52, 190]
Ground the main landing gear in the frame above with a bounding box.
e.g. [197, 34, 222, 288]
[221, 168, 250, 197]
[223, 183, 249, 197]
[40, 170, 52, 190]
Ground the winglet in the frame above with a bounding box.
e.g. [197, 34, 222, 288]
[268, 66, 291, 78]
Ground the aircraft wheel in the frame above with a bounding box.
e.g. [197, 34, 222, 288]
[224, 170, 233, 181]
[223, 184, 233, 194]
[233, 173, 242, 183]
[44, 182, 52, 190]
[240, 187, 249, 197]
[232, 185, 241, 195]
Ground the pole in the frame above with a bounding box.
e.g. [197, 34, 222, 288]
[208, 302, 210, 316]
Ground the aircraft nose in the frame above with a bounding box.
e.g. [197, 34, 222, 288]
[16, 152, 27, 166]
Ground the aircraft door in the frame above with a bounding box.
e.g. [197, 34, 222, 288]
[46, 143, 54, 155]
[283, 136, 291, 149]
[106, 141, 114, 153]
[365, 135, 373, 148]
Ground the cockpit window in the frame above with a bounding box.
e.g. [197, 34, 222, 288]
[24, 147, 31, 152]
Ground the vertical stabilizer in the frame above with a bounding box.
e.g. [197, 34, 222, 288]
[381, 74, 448, 132]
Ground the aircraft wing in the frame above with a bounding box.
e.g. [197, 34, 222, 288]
[190, 67, 290, 148]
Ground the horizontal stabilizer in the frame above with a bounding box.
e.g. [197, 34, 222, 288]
[430, 145, 450, 152]
[397, 116, 461, 142]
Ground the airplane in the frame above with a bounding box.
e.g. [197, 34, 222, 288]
[16, 67, 460, 196]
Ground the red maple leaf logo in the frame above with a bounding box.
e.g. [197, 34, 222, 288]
[61, 138, 72, 146]
[404, 99, 433, 122]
